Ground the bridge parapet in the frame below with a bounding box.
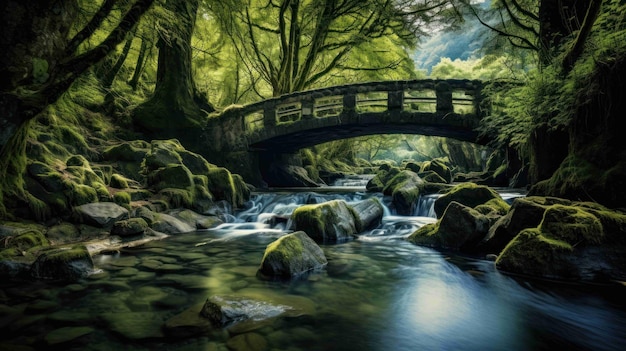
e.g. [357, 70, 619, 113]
[240, 79, 484, 132]
[203, 79, 486, 156]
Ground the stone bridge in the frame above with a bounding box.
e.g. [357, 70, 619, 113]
[201, 79, 489, 184]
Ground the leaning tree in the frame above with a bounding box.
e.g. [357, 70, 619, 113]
[0, 0, 155, 215]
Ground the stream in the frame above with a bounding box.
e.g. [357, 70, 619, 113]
[1, 179, 625, 350]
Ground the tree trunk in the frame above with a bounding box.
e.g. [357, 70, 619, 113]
[0, 0, 154, 216]
[102, 27, 137, 90]
[132, 0, 206, 133]
[128, 32, 152, 91]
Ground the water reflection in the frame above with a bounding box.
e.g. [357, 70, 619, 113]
[1, 188, 625, 351]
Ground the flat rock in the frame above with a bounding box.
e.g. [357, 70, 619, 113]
[73, 202, 129, 228]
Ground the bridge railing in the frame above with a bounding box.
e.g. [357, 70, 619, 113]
[239, 79, 484, 132]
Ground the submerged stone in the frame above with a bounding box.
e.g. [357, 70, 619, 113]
[200, 295, 291, 328]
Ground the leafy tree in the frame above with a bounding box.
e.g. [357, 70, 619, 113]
[0, 0, 155, 215]
[133, 0, 214, 133]
[210, 0, 458, 97]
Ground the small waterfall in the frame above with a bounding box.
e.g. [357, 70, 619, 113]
[414, 194, 439, 217]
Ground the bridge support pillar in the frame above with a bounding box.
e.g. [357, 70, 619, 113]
[388, 91, 403, 110]
[436, 81, 453, 113]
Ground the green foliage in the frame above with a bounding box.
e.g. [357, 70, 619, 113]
[478, 0, 626, 157]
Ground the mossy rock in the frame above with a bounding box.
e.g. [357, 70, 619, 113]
[409, 201, 490, 251]
[67, 184, 99, 206]
[102, 142, 147, 162]
[158, 188, 194, 209]
[495, 228, 576, 279]
[134, 207, 156, 225]
[366, 166, 401, 192]
[259, 231, 328, 278]
[474, 198, 511, 216]
[30, 245, 94, 281]
[382, 170, 423, 196]
[111, 218, 149, 237]
[109, 174, 129, 189]
[420, 159, 452, 183]
[179, 150, 214, 175]
[419, 170, 447, 184]
[143, 146, 183, 172]
[27, 162, 68, 193]
[291, 200, 358, 243]
[480, 196, 571, 255]
[148, 164, 194, 192]
[92, 165, 113, 185]
[404, 162, 422, 173]
[382, 170, 424, 215]
[434, 183, 502, 218]
[66, 155, 90, 168]
[113, 191, 131, 208]
[206, 167, 239, 207]
[496, 203, 626, 282]
[5, 230, 49, 251]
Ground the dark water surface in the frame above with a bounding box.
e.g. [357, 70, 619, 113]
[1, 190, 625, 351]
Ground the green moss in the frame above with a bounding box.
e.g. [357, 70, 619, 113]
[179, 150, 214, 175]
[102, 143, 147, 162]
[32, 58, 49, 83]
[206, 167, 237, 205]
[158, 188, 194, 208]
[496, 228, 574, 276]
[66, 155, 90, 168]
[113, 191, 131, 207]
[382, 170, 421, 196]
[109, 174, 129, 189]
[408, 222, 439, 245]
[148, 164, 194, 192]
[25, 192, 52, 221]
[262, 233, 305, 266]
[56, 125, 89, 154]
[420, 159, 452, 183]
[8, 230, 49, 251]
[0, 248, 21, 259]
[434, 182, 502, 217]
[193, 175, 208, 188]
[67, 184, 98, 206]
[540, 205, 604, 245]
[475, 198, 511, 216]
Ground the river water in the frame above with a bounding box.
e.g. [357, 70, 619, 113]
[1, 182, 625, 351]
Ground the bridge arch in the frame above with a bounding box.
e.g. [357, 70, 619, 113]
[202, 79, 491, 184]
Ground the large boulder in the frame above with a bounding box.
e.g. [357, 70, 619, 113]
[383, 170, 424, 215]
[496, 203, 626, 282]
[30, 245, 94, 281]
[291, 200, 357, 243]
[351, 198, 384, 232]
[258, 231, 327, 278]
[73, 202, 129, 228]
[434, 183, 505, 218]
[408, 201, 490, 251]
[478, 196, 570, 254]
